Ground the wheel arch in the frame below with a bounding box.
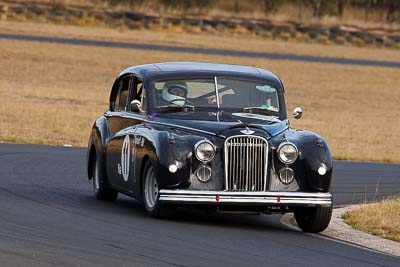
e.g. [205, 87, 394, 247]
[87, 144, 97, 181]
[87, 115, 110, 182]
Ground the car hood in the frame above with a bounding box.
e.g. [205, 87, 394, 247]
[149, 111, 289, 138]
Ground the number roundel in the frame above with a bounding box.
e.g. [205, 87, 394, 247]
[121, 135, 130, 182]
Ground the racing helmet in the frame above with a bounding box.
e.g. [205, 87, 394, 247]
[162, 82, 188, 106]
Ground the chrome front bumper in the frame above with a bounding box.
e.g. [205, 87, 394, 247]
[159, 190, 332, 207]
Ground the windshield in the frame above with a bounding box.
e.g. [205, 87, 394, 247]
[153, 77, 280, 114]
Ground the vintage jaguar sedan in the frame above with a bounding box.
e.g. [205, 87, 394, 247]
[87, 62, 333, 233]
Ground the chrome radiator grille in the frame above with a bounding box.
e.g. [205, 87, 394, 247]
[224, 135, 268, 191]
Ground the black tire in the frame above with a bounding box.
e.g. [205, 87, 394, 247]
[142, 160, 175, 218]
[294, 205, 332, 233]
[91, 152, 118, 202]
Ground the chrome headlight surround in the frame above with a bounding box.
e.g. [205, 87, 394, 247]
[277, 142, 298, 164]
[194, 140, 216, 163]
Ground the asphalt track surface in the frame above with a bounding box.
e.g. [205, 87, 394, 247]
[1, 33, 400, 68]
[0, 143, 399, 266]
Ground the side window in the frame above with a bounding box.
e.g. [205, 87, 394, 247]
[111, 76, 131, 111]
[129, 78, 145, 113]
[118, 77, 130, 111]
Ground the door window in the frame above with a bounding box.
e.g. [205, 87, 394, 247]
[112, 76, 131, 111]
[128, 78, 145, 113]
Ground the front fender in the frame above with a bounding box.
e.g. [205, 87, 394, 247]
[270, 129, 333, 192]
[134, 125, 201, 189]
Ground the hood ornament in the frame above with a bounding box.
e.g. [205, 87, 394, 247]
[240, 127, 255, 135]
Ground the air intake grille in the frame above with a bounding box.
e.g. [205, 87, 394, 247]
[224, 135, 268, 191]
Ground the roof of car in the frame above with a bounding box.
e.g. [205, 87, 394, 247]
[118, 62, 282, 84]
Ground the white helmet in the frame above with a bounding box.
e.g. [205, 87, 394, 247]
[162, 82, 188, 106]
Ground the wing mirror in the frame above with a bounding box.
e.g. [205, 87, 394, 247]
[293, 107, 303, 119]
[130, 100, 143, 113]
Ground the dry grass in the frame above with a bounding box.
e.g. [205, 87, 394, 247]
[0, 24, 399, 162]
[343, 198, 400, 242]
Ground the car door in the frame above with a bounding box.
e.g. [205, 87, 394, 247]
[105, 75, 144, 193]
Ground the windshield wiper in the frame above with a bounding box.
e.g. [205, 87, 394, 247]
[241, 107, 281, 123]
[243, 106, 277, 113]
[156, 105, 195, 113]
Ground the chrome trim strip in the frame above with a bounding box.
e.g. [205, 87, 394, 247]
[160, 190, 332, 197]
[159, 190, 332, 206]
[214, 76, 220, 109]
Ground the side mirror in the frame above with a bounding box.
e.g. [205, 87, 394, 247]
[130, 99, 143, 113]
[293, 107, 303, 119]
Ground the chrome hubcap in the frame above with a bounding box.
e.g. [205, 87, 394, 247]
[144, 165, 158, 209]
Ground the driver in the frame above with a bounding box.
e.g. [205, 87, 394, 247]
[162, 81, 188, 106]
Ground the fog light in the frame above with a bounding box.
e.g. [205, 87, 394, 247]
[168, 164, 177, 173]
[318, 166, 327, 176]
[279, 167, 294, 185]
[195, 164, 212, 183]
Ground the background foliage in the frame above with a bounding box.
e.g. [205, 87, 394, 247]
[99, 0, 399, 23]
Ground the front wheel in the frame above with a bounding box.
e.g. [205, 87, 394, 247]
[91, 153, 118, 202]
[294, 205, 332, 233]
[142, 160, 175, 218]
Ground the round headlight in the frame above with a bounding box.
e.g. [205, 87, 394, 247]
[277, 142, 298, 164]
[195, 140, 216, 162]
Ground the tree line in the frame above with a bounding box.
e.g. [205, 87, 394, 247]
[104, 0, 399, 23]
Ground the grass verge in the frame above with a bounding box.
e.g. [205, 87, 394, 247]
[343, 198, 400, 242]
